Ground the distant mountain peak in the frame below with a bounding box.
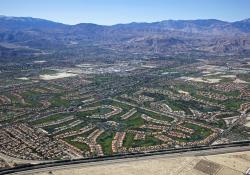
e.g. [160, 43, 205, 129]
[0, 15, 250, 57]
[0, 15, 35, 21]
[242, 18, 250, 22]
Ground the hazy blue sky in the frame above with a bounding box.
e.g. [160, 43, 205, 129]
[0, 0, 249, 25]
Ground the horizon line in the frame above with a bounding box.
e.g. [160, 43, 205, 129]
[0, 14, 249, 26]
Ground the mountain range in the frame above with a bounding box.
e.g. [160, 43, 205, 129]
[0, 15, 250, 61]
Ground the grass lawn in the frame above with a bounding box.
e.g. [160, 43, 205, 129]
[76, 107, 113, 118]
[123, 133, 163, 148]
[97, 131, 115, 155]
[123, 132, 135, 148]
[123, 112, 145, 129]
[50, 95, 71, 107]
[137, 108, 174, 122]
[31, 113, 70, 125]
[222, 99, 247, 110]
[22, 90, 43, 107]
[181, 122, 213, 142]
[64, 137, 89, 152]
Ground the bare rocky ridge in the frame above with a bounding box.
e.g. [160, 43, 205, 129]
[0, 16, 250, 60]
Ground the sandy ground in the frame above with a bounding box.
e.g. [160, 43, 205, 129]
[203, 72, 223, 77]
[234, 79, 248, 84]
[39, 72, 78, 80]
[181, 77, 221, 84]
[245, 122, 250, 127]
[220, 75, 236, 78]
[244, 116, 250, 127]
[16, 77, 29, 80]
[29, 151, 250, 175]
[206, 78, 221, 83]
[33, 61, 47, 64]
[0, 153, 52, 166]
[178, 90, 189, 95]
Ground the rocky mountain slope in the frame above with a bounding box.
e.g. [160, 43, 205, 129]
[0, 16, 250, 59]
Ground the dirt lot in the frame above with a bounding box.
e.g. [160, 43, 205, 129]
[30, 150, 250, 175]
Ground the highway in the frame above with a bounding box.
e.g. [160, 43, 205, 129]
[1, 141, 250, 175]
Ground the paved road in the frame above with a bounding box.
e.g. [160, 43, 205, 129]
[5, 145, 250, 175]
